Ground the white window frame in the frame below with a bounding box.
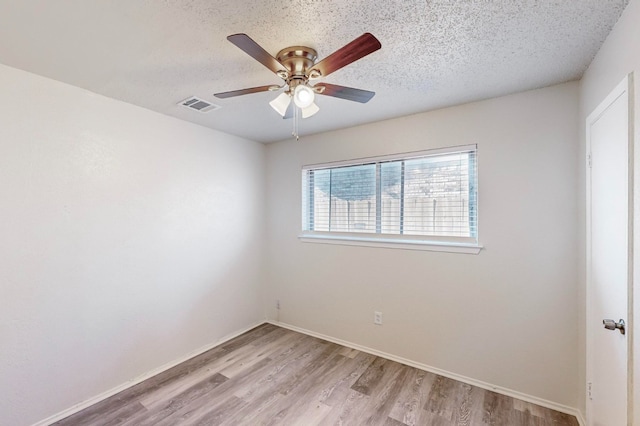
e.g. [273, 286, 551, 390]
[300, 145, 482, 254]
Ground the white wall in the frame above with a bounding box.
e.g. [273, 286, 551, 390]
[578, 0, 640, 419]
[266, 82, 580, 408]
[0, 64, 266, 426]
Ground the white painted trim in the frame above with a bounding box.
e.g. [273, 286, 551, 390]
[576, 410, 587, 426]
[31, 320, 268, 426]
[268, 320, 583, 422]
[299, 234, 482, 254]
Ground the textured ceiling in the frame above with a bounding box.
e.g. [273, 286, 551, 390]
[0, 0, 630, 143]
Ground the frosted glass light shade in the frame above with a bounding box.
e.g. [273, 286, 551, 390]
[293, 85, 315, 108]
[301, 102, 320, 118]
[269, 93, 291, 117]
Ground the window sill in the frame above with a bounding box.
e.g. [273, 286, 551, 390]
[298, 234, 483, 254]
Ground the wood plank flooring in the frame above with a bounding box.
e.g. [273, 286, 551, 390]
[54, 324, 579, 425]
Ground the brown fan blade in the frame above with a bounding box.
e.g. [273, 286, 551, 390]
[309, 33, 381, 78]
[214, 85, 275, 99]
[314, 83, 375, 103]
[227, 33, 288, 75]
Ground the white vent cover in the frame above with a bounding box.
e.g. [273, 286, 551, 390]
[179, 96, 220, 113]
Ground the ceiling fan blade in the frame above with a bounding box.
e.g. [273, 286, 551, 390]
[314, 83, 375, 103]
[309, 33, 381, 78]
[227, 33, 288, 75]
[214, 85, 275, 99]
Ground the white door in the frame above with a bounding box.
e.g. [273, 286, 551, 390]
[586, 75, 632, 426]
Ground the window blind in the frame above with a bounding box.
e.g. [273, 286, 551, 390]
[302, 145, 477, 242]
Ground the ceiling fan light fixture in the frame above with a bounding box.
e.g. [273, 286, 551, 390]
[269, 92, 291, 117]
[301, 102, 320, 118]
[293, 85, 315, 109]
[217, 33, 381, 139]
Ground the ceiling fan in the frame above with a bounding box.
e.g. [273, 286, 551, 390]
[214, 33, 381, 131]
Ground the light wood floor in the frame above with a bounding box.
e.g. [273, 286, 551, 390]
[54, 324, 579, 425]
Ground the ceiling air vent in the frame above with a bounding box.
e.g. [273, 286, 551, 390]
[179, 96, 220, 113]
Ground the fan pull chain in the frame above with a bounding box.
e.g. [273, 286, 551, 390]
[292, 105, 300, 140]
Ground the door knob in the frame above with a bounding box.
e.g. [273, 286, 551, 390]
[603, 318, 625, 335]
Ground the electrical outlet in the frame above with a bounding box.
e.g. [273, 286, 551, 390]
[374, 311, 383, 325]
[276, 300, 280, 310]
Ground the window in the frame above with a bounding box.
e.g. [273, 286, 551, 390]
[301, 145, 479, 252]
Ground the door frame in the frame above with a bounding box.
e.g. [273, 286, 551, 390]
[585, 73, 635, 425]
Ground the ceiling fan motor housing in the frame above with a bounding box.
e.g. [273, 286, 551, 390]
[276, 46, 318, 82]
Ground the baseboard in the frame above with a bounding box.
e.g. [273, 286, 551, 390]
[269, 320, 583, 423]
[576, 410, 586, 426]
[32, 320, 268, 426]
